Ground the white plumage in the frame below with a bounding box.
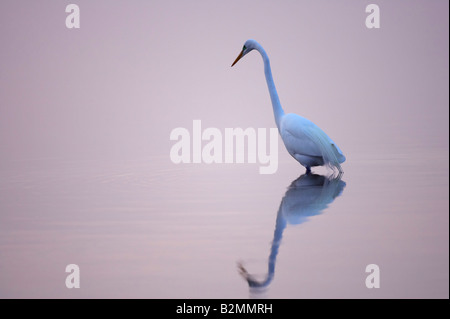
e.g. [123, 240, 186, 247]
[232, 39, 346, 174]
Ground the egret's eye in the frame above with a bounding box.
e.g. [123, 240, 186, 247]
[243, 45, 247, 51]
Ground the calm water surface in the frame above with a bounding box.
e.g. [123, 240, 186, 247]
[0, 145, 448, 298]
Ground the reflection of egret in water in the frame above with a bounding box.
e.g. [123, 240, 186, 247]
[238, 173, 346, 294]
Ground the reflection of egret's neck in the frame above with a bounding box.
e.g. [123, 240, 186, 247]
[238, 205, 287, 291]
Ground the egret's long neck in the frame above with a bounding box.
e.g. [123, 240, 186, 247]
[255, 43, 285, 130]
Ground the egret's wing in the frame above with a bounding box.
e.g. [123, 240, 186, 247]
[281, 114, 322, 158]
[281, 127, 322, 158]
[301, 124, 344, 172]
[281, 114, 345, 172]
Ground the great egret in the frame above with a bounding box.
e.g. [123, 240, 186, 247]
[231, 39, 346, 174]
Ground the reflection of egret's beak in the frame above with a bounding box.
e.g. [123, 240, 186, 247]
[237, 262, 271, 290]
[231, 50, 244, 67]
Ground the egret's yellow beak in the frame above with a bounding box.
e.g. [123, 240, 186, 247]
[231, 50, 244, 67]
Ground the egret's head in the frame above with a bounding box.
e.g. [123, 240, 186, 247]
[231, 39, 257, 67]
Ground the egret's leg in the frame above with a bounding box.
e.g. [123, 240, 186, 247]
[306, 166, 311, 175]
[337, 166, 344, 177]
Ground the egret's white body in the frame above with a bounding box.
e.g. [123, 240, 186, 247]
[232, 39, 346, 174]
